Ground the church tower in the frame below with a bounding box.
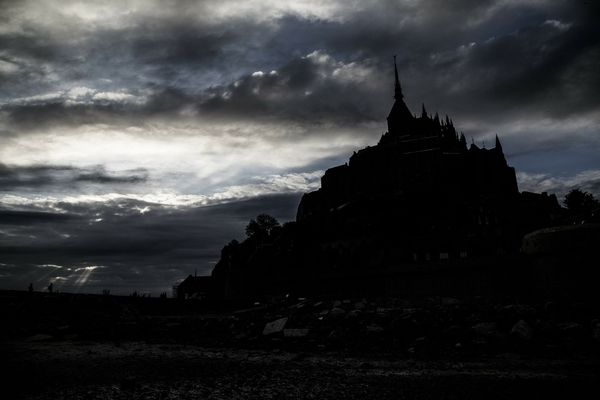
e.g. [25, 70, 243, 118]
[386, 56, 414, 135]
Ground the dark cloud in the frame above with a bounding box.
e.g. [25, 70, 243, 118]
[0, 209, 74, 224]
[3, 6, 598, 133]
[1, 0, 599, 294]
[518, 169, 600, 201]
[422, 19, 600, 117]
[199, 53, 385, 124]
[0, 193, 301, 294]
[0, 164, 148, 190]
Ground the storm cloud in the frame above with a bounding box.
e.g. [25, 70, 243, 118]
[0, 193, 301, 294]
[0, 163, 148, 190]
[1, 0, 599, 294]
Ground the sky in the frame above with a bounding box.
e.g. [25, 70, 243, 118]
[1, 0, 599, 295]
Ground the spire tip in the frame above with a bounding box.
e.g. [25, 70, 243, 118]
[393, 55, 402, 100]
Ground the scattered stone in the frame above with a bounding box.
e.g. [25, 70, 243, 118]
[366, 324, 384, 334]
[441, 297, 460, 306]
[330, 307, 346, 317]
[120, 376, 138, 391]
[263, 317, 288, 335]
[503, 305, 536, 318]
[293, 302, 306, 309]
[233, 305, 268, 314]
[472, 322, 498, 337]
[26, 334, 53, 342]
[283, 328, 309, 338]
[443, 325, 469, 342]
[592, 321, 600, 342]
[543, 301, 558, 315]
[328, 330, 341, 339]
[355, 300, 367, 310]
[510, 320, 533, 341]
[557, 322, 584, 339]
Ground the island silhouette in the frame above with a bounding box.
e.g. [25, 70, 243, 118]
[173, 59, 599, 301]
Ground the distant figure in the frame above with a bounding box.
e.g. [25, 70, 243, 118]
[47, 282, 53, 294]
[28, 283, 33, 293]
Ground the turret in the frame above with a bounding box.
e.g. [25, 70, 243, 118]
[495, 134, 503, 153]
[459, 132, 467, 149]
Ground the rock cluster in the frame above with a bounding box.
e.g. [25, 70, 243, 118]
[136, 295, 599, 358]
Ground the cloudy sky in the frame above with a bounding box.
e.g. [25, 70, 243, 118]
[1, 0, 599, 295]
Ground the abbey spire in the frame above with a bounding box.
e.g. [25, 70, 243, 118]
[394, 55, 403, 100]
[386, 56, 414, 135]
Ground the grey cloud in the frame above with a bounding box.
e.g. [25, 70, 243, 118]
[517, 169, 600, 201]
[2, 51, 386, 129]
[0, 193, 301, 294]
[0, 164, 148, 190]
[1, 0, 599, 294]
[1, 0, 597, 132]
[75, 170, 147, 184]
[0, 209, 74, 224]
[426, 19, 600, 117]
[200, 52, 386, 124]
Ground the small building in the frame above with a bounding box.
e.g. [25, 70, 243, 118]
[176, 275, 213, 299]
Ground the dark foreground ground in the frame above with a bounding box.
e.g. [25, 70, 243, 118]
[2, 290, 600, 399]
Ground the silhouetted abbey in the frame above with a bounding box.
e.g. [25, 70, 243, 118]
[298, 58, 521, 260]
[210, 59, 563, 299]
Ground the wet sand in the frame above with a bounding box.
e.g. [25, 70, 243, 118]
[4, 340, 599, 399]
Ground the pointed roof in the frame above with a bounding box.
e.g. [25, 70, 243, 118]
[394, 55, 403, 100]
[386, 56, 413, 133]
[459, 132, 467, 148]
[495, 134, 503, 152]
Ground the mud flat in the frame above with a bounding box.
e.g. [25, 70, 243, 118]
[4, 341, 600, 399]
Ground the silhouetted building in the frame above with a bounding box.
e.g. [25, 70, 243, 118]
[210, 59, 562, 299]
[176, 275, 213, 299]
[297, 57, 521, 262]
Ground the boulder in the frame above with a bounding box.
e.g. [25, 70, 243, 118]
[25, 334, 53, 342]
[330, 307, 346, 317]
[263, 317, 288, 335]
[283, 328, 309, 338]
[510, 320, 533, 341]
[472, 322, 498, 337]
[366, 324, 384, 334]
[441, 297, 460, 306]
[354, 300, 367, 310]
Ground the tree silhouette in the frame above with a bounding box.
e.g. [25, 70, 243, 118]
[245, 214, 280, 237]
[564, 189, 599, 214]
